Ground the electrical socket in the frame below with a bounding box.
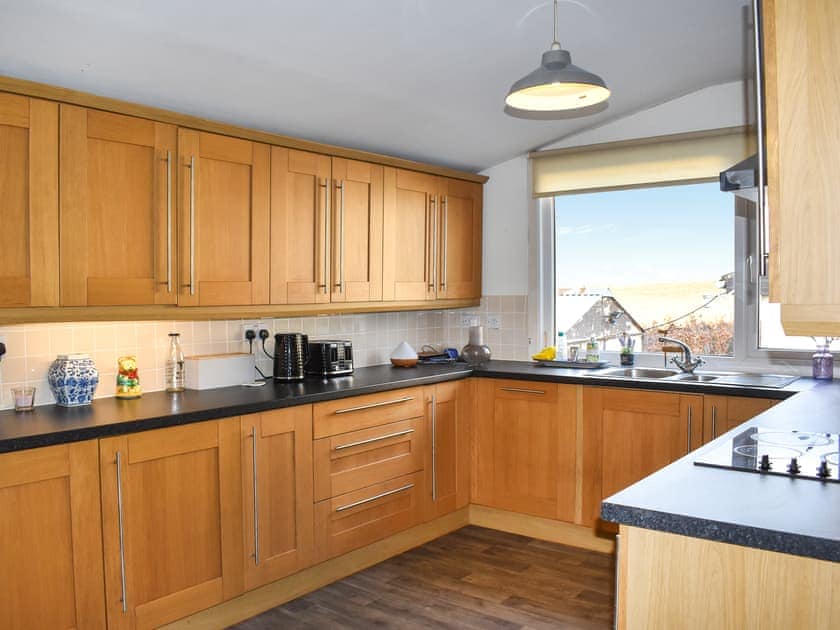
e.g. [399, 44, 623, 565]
[461, 316, 477, 327]
[241, 321, 268, 341]
[486, 316, 501, 330]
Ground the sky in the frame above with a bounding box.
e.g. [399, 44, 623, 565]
[554, 182, 734, 289]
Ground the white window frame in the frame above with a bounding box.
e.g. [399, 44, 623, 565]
[539, 186, 812, 373]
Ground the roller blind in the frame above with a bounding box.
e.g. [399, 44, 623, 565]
[530, 127, 756, 197]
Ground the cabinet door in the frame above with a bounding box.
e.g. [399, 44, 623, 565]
[437, 178, 482, 300]
[424, 380, 471, 520]
[100, 420, 243, 629]
[242, 407, 314, 591]
[178, 130, 269, 306]
[0, 94, 58, 307]
[331, 158, 384, 303]
[473, 379, 577, 521]
[270, 147, 332, 304]
[0, 441, 105, 629]
[765, 0, 840, 331]
[703, 395, 777, 443]
[582, 388, 702, 527]
[60, 106, 176, 306]
[382, 167, 438, 301]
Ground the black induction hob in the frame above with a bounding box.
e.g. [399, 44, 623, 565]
[695, 426, 840, 483]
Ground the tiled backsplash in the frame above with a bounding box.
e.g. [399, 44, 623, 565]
[0, 295, 528, 409]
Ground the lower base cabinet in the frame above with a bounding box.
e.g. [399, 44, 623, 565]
[241, 407, 314, 591]
[99, 419, 244, 630]
[582, 387, 703, 528]
[0, 440, 106, 630]
[702, 395, 777, 443]
[473, 379, 577, 522]
[314, 471, 424, 562]
[424, 380, 471, 520]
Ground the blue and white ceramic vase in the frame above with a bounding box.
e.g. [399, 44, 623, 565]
[48, 354, 99, 406]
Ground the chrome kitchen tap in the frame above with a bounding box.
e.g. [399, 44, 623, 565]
[658, 336, 706, 373]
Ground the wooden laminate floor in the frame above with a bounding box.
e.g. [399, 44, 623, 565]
[230, 526, 615, 629]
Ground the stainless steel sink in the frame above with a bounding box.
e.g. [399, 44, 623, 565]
[596, 367, 679, 379]
[665, 373, 720, 382]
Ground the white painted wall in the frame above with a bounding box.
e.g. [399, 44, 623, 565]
[480, 81, 749, 297]
[479, 155, 530, 295]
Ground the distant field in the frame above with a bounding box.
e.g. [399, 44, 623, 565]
[609, 281, 734, 329]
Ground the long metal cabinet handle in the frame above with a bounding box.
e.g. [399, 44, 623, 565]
[613, 533, 621, 630]
[336, 483, 414, 513]
[431, 393, 437, 501]
[753, 0, 769, 277]
[711, 405, 718, 440]
[189, 155, 196, 296]
[334, 180, 345, 292]
[500, 387, 545, 395]
[251, 426, 259, 565]
[334, 396, 414, 414]
[335, 428, 415, 451]
[165, 150, 173, 293]
[115, 452, 128, 613]
[687, 406, 693, 453]
[429, 196, 437, 291]
[441, 197, 448, 291]
[319, 178, 329, 293]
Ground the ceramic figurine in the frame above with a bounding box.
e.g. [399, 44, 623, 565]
[116, 355, 142, 398]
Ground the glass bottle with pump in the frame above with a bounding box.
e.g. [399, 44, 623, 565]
[165, 332, 185, 392]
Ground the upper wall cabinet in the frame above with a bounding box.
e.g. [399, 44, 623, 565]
[177, 130, 270, 306]
[60, 106, 177, 306]
[0, 94, 58, 307]
[382, 168, 482, 302]
[765, 0, 840, 334]
[270, 149, 383, 305]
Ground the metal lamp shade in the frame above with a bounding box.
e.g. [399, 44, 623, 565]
[506, 48, 610, 112]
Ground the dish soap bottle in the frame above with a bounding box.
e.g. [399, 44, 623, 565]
[556, 331, 568, 361]
[586, 336, 600, 363]
[165, 332, 185, 392]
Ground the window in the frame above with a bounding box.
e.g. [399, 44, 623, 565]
[554, 182, 735, 355]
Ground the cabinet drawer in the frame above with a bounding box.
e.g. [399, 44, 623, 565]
[314, 471, 423, 562]
[314, 417, 424, 501]
[313, 388, 424, 438]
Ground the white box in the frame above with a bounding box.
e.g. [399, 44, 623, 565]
[185, 353, 256, 390]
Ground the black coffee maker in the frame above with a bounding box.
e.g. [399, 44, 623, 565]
[271, 333, 308, 381]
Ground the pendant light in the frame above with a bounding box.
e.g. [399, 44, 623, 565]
[505, 0, 610, 112]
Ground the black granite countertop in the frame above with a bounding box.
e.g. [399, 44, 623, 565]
[0, 363, 472, 453]
[601, 381, 840, 562]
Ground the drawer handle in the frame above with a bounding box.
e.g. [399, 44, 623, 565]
[500, 387, 546, 395]
[334, 428, 415, 451]
[334, 396, 414, 414]
[335, 483, 414, 513]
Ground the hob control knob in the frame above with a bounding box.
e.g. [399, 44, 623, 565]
[787, 458, 801, 474]
[817, 461, 832, 478]
[759, 454, 772, 471]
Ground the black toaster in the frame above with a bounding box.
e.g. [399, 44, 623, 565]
[305, 340, 354, 376]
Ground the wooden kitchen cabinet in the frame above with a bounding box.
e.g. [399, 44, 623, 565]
[99, 419, 244, 629]
[582, 387, 702, 528]
[702, 395, 777, 443]
[60, 106, 177, 306]
[383, 168, 482, 302]
[270, 148, 383, 304]
[473, 379, 577, 522]
[241, 407, 314, 591]
[764, 0, 840, 333]
[424, 380, 471, 520]
[0, 94, 58, 308]
[0, 440, 105, 629]
[436, 177, 482, 300]
[177, 129, 270, 306]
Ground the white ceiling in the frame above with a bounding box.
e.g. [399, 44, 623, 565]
[0, 0, 753, 172]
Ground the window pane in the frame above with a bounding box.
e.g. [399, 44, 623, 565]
[554, 182, 734, 356]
